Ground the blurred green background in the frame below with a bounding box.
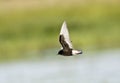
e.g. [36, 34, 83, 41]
[0, 0, 120, 60]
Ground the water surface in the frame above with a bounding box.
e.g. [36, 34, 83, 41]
[0, 49, 120, 83]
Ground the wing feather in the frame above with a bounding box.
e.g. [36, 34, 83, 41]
[60, 21, 73, 49]
[59, 35, 70, 50]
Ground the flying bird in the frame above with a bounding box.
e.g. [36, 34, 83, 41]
[58, 21, 82, 56]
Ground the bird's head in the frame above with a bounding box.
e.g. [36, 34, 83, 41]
[58, 50, 63, 55]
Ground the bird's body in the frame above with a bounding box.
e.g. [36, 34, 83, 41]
[58, 21, 82, 56]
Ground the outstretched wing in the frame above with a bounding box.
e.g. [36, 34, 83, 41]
[60, 21, 73, 49]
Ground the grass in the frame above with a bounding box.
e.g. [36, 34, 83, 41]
[0, 0, 120, 60]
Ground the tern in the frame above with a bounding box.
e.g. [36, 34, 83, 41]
[58, 21, 82, 56]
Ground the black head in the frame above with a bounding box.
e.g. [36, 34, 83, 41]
[58, 50, 63, 55]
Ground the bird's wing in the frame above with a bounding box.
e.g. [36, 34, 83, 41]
[60, 21, 73, 49]
[59, 35, 70, 50]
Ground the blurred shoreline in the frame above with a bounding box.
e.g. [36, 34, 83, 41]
[0, 0, 120, 60]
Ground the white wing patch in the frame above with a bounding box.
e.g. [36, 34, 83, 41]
[60, 21, 73, 49]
